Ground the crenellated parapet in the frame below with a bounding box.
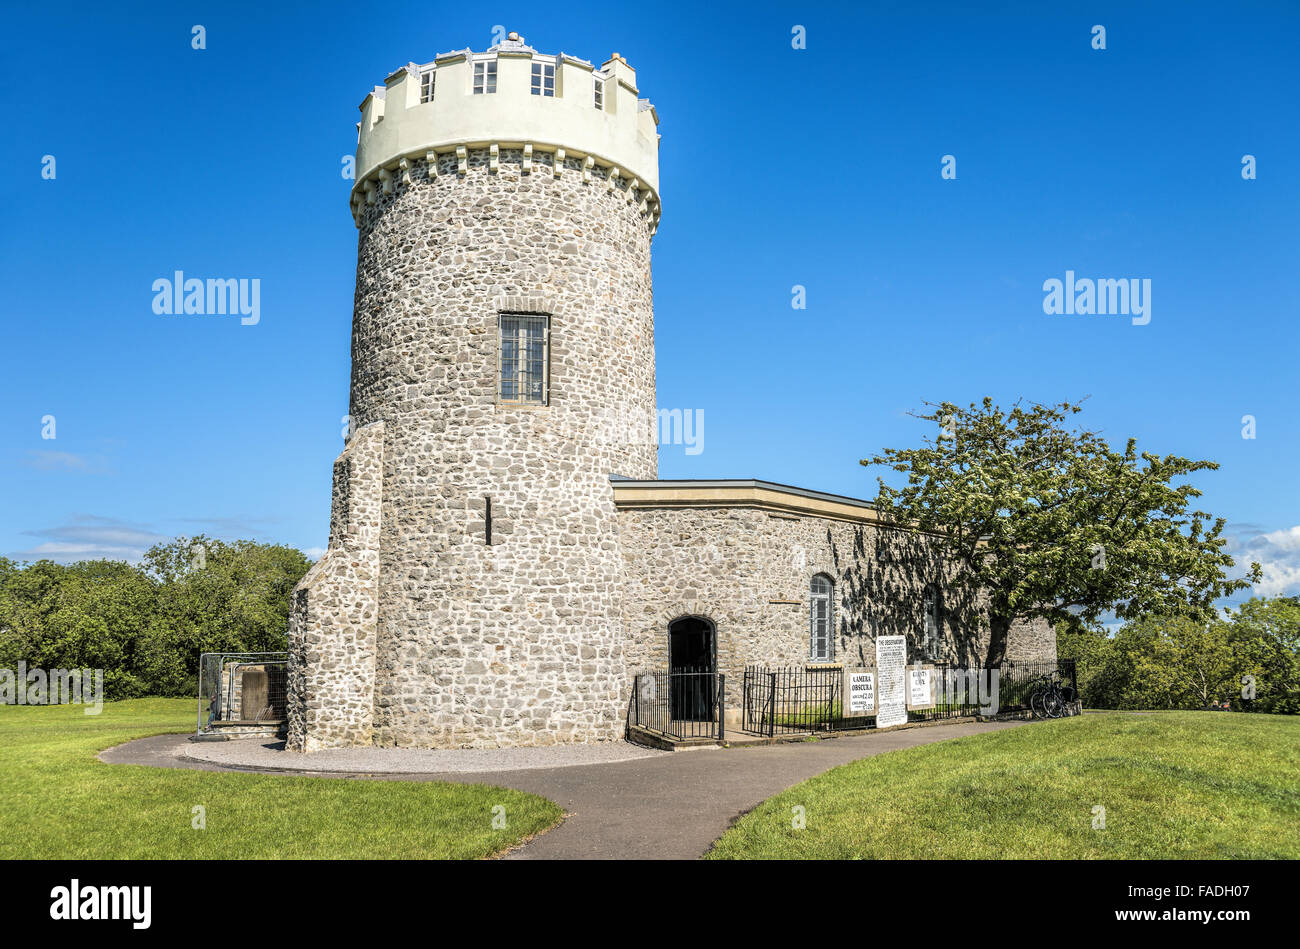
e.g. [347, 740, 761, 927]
[349, 32, 662, 233]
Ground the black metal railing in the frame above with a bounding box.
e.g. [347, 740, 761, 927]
[995, 659, 1078, 712]
[630, 668, 725, 741]
[906, 663, 984, 723]
[743, 665, 851, 737]
[907, 659, 1078, 720]
[740, 658, 1079, 735]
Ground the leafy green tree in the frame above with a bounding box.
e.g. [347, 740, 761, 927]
[1055, 621, 1122, 707]
[1113, 615, 1238, 708]
[862, 398, 1259, 665]
[0, 538, 311, 700]
[1058, 600, 1299, 713]
[0, 560, 158, 698]
[140, 536, 311, 695]
[1226, 596, 1300, 713]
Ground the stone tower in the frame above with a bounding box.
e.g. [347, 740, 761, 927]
[286, 33, 662, 751]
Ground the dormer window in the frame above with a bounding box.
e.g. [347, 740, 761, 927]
[593, 77, 604, 110]
[531, 62, 555, 97]
[473, 61, 497, 94]
[420, 70, 435, 103]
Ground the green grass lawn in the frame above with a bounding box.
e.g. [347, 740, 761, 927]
[0, 699, 562, 859]
[708, 711, 1300, 859]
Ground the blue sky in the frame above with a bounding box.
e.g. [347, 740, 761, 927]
[1, 1, 1297, 602]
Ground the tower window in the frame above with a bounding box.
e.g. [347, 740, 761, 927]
[922, 584, 942, 660]
[531, 62, 555, 96]
[420, 70, 435, 103]
[498, 313, 549, 405]
[473, 61, 497, 94]
[810, 574, 834, 662]
[593, 77, 604, 109]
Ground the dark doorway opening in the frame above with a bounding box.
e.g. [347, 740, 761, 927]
[669, 616, 716, 721]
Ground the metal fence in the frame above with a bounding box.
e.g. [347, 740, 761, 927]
[996, 659, 1078, 712]
[743, 665, 848, 737]
[907, 663, 985, 723]
[741, 658, 1079, 735]
[630, 668, 725, 741]
[197, 652, 288, 735]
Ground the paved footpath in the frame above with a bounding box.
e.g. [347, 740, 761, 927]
[101, 720, 1024, 859]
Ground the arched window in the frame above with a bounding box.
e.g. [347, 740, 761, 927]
[922, 584, 942, 660]
[810, 574, 834, 661]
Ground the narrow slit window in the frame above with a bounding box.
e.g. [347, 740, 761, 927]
[593, 77, 604, 109]
[420, 70, 436, 103]
[498, 313, 549, 405]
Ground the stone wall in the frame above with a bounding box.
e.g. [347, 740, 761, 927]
[333, 147, 657, 748]
[616, 504, 1057, 707]
[285, 422, 383, 752]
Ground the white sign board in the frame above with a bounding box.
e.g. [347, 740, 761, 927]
[875, 635, 908, 728]
[909, 669, 933, 707]
[848, 672, 875, 713]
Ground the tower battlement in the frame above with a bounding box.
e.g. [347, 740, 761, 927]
[350, 32, 661, 231]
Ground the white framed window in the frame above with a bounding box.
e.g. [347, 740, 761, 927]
[922, 584, 941, 660]
[498, 313, 549, 405]
[810, 574, 834, 661]
[420, 70, 435, 103]
[473, 60, 497, 94]
[531, 62, 555, 96]
[593, 77, 604, 109]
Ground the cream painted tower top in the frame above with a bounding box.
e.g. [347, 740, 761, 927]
[350, 32, 661, 229]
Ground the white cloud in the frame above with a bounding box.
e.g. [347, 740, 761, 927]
[11, 541, 147, 561]
[11, 515, 165, 563]
[8, 513, 316, 565]
[22, 450, 95, 472]
[1227, 523, 1300, 599]
[1253, 525, 1300, 553]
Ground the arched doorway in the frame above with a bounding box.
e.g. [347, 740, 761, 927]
[668, 616, 715, 721]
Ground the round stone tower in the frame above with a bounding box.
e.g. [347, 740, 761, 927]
[286, 33, 662, 750]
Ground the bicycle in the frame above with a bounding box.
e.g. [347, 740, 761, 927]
[1028, 672, 1076, 719]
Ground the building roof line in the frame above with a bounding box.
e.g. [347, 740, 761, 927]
[608, 477, 878, 510]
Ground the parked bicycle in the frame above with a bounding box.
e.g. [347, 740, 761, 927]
[1028, 672, 1078, 719]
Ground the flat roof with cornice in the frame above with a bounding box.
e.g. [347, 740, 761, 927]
[609, 477, 885, 525]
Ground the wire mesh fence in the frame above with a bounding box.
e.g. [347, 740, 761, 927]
[197, 652, 289, 735]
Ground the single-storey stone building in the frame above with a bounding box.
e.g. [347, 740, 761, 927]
[285, 34, 1054, 752]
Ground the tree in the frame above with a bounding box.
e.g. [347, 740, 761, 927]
[140, 536, 312, 695]
[1117, 615, 1238, 708]
[862, 398, 1259, 665]
[0, 538, 312, 700]
[1055, 621, 1121, 707]
[1225, 596, 1300, 713]
[0, 559, 159, 698]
